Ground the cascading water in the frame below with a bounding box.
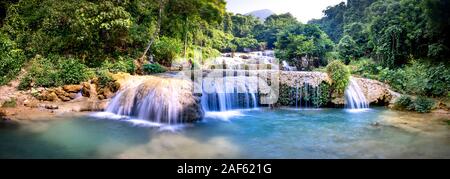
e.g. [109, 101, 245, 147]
[282, 61, 296, 71]
[201, 76, 259, 112]
[105, 76, 201, 124]
[286, 82, 324, 108]
[344, 78, 369, 109]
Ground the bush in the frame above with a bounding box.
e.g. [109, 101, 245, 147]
[394, 95, 435, 113]
[379, 61, 449, 97]
[143, 63, 166, 74]
[58, 58, 90, 85]
[95, 69, 114, 87]
[394, 95, 415, 111]
[151, 36, 183, 66]
[18, 75, 33, 90]
[349, 58, 382, 79]
[326, 60, 350, 95]
[2, 98, 17, 108]
[101, 56, 136, 74]
[19, 55, 89, 89]
[425, 63, 449, 97]
[413, 97, 435, 113]
[0, 33, 26, 85]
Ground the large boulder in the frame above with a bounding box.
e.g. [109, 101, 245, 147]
[353, 77, 399, 105]
[63, 85, 82, 93]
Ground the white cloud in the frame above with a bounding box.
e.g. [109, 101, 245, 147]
[226, 0, 346, 23]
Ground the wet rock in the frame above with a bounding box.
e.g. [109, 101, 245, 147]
[0, 109, 7, 117]
[44, 104, 59, 110]
[68, 93, 78, 99]
[24, 99, 39, 108]
[63, 85, 82, 93]
[55, 87, 71, 101]
[60, 96, 71, 102]
[81, 82, 91, 97]
[98, 95, 105, 100]
[240, 55, 250, 59]
[280, 71, 331, 88]
[46, 92, 58, 101]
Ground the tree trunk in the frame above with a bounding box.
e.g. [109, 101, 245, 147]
[141, 0, 165, 61]
[184, 16, 189, 61]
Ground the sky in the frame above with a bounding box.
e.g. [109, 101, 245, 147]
[226, 0, 346, 23]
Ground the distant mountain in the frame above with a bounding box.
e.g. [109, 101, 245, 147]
[246, 9, 275, 22]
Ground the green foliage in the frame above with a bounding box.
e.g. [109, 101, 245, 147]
[309, 2, 347, 42]
[58, 58, 90, 85]
[337, 35, 361, 64]
[395, 95, 435, 113]
[101, 56, 135, 74]
[2, 98, 17, 108]
[312, 82, 331, 107]
[275, 24, 334, 68]
[230, 14, 261, 38]
[232, 37, 261, 52]
[311, 0, 449, 69]
[326, 60, 350, 95]
[379, 61, 449, 97]
[95, 69, 113, 87]
[256, 13, 300, 48]
[143, 63, 166, 74]
[414, 96, 435, 113]
[0, 32, 25, 85]
[394, 95, 415, 111]
[349, 58, 381, 79]
[151, 36, 182, 66]
[19, 55, 89, 89]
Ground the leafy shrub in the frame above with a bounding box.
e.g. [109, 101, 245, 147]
[102, 56, 136, 74]
[58, 58, 90, 85]
[151, 36, 183, 66]
[326, 60, 350, 95]
[394, 95, 415, 111]
[413, 97, 435, 113]
[349, 58, 382, 79]
[18, 75, 33, 90]
[95, 69, 114, 87]
[2, 98, 17, 108]
[379, 61, 449, 97]
[394, 95, 435, 113]
[21, 56, 61, 88]
[143, 63, 166, 74]
[19, 55, 89, 89]
[0, 33, 26, 85]
[425, 63, 449, 97]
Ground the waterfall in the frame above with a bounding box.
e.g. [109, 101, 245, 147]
[201, 76, 258, 112]
[344, 78, 369, 109]
[282, 61, 296, 71]
[105, 76, 200, 124]
[290, 82, 325, 108]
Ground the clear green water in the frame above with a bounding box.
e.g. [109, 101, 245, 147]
[1, 108, 449, 159]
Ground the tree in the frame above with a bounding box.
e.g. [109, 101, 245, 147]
[230, 14, 260, 38]
[141, 0, 168, 61]
[275, 24, 333, 68]
[255, 13, 299, 49]
[309, 2, 346, 43]
[337, 35, 361, 64]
